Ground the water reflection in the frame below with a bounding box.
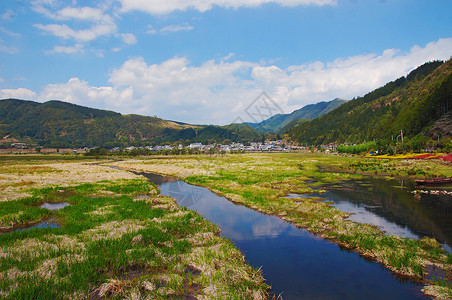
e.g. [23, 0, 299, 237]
[0, 219, 61, 234]
[137, 172, 179, 186]
[143, 172, 427, 300]
[40, 202, 71, 210]
[23, 220, 60, 230]
[319, 177, 452, 250]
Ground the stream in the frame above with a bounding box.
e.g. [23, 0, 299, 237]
[140, 172, 427, 299]
[295, 177, 452, 252]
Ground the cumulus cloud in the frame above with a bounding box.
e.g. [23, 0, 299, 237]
[119, 0, 336, 14]
[37, 77, 133, 109]
[0, 88, 37, 100]
[106, 38, 452, 123]
[107, 56, 259, 122]
[7, 38, 452, 124]
[251, 38, 452, 107]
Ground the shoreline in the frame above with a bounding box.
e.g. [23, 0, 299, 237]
[107, 154, 452, 299]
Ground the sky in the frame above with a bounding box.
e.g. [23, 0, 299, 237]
[0, 0, 451, 125]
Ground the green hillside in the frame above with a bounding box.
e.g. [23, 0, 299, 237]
[223, 123, 261, 140]
[288, 60, 451, 145]
[246, 98, 347, 133]
[0, 99, 259, 148]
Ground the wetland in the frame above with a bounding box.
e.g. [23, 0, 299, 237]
[142, 171, 428, 299]
[1, 153, 451, 299]
[111, 152, 452, 299]
[0, 155, 267, 299]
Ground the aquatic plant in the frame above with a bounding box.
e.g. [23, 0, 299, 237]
[110, 152, 452, 297]
[0, 157, 268, 299]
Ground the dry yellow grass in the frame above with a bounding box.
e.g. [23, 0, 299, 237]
[0, 160, 138, 201]
[0, 155, 268, 299]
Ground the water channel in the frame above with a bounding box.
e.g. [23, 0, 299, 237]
[290, 178, 452, 252]
[140, 172, 428, 299]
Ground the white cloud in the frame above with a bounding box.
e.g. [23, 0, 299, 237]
[7, 38, 452, 124]
[0, 45, 18, 54]
[1, 9, 15, 21]
[121, 33, 137, 45]
[119, 0, 336, 14]
[147, 24, 194, 35]
[51, 7, 111, 22]
[93, 49, 106, 57]
[0, 88, 37, 100]
[251, 38, 452, 108]
[0, 26, 20, 37]
[34, 21, 116, 43]
[0, 29, 19, 54]
[160, 24, 194, 33]
[0, 77, 4, 83]
[32, 4, 110, 23]
[146, 26, 157, 35]
[46, 43, 84, 54]
[105, 38, 452, 123]
[33, 5, 117, 43]
[107, 56, 259, 122]
[38, 77, 133, 109]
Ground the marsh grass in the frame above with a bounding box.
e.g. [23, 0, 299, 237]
[343, 158, 452, 178]
[0, 157, 268, 299]
[110, 152, 452, 297]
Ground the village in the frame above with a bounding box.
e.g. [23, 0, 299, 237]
[0, 140, 341, 155]
[123, 140, 308, 152]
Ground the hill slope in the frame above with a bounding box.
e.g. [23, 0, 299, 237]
[246, 98, 347, 133]
[0, 99, 259, 148]
[288, 60, 451, 145]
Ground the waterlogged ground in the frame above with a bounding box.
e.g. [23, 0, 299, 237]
[110, 153, 452, 299]
[0, 155, 267, 299]
[147, 172, 429, 299]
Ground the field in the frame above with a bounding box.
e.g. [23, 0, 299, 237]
[109, 152, 452, 299]
[0, 155, 267, 299]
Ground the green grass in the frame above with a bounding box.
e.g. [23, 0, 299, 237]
[0, 160, 268, 299]
[111, 152, 452, 298]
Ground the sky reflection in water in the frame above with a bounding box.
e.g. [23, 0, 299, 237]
[142, 173, 427, 300]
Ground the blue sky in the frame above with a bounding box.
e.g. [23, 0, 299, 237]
[0, 0, 451, 124]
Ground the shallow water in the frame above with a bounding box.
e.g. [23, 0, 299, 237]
[140, 172, 427, 299]
[6, 219, 61, 233]
[24, 220, 60, 230]
[309, 177, 452, 251]
[40, 202, 71, 210]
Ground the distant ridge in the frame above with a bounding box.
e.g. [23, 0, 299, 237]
[0, 99, 259, 148]
[245, 98, 348, 133]
[1, 59, 449, 148]
[288, 59, 451, 145]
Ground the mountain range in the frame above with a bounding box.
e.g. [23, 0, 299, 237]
[1, 59, 450, 148]
[245, 98, 348, 133]
[0, 99, 259, 148]
[288, 59, 452, 145]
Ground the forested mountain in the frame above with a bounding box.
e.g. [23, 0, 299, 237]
[245, 98, 347, 133]
[288, 60, 452, 145]
[2, 59, 450, 149]
[0, 99, 259, 148]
